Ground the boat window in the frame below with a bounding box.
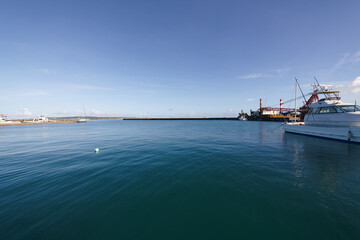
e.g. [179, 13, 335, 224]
[313, 108, 321, 114]
[318, 107, 339, 114]
[334, 106, 344, 113]
[327, 107, 338, 113]
[340, 105, 360, 112]
[318, 107, 326, 114]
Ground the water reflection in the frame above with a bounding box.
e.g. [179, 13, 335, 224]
[259, 122, 264, 144]
[283, 133, 360, 192]
[258, 122, 283, 144]
[291, 140, 305, 188]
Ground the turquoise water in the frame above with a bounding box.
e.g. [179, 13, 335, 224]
[1, 120, 360, 239]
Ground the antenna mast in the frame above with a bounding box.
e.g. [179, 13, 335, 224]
[314, 76, 320, 87]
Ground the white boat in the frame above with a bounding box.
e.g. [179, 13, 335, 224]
[31, 115, 50, 123]
[0, 114, 7, 123]
[77, 104, 88, 123]
[77, 118, 88, 123]
[239, 116, 248, 121]
[283, 84, 360, 143]
[0, 114, 15, 124]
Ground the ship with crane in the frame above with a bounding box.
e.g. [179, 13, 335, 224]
[244, 98, 299, 122]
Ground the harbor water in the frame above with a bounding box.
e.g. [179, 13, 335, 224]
[1, 120, 360, 239]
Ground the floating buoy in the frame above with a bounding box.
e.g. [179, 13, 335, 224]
[94, 148, 100, 153]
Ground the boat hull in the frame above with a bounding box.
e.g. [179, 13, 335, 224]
[305, 112, 360, 127]
[283, 123, 360, 143]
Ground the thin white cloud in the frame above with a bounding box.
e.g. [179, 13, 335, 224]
[354, 51, 360, 62]
[247, 98, 255, 102]
[238, 73, 264, 79]
[334, 51, 360, 70]
[334, 76, 360, 93]
[90, 109, 103, 115]
[16, 108, 33, 116]
[89, 109, 119, 117]
[238, 68, 291, 80]
[350, 76, 360, 93]
[334, 53, 350, 69]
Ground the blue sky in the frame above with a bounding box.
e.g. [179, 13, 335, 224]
[1, 0, 360, 118]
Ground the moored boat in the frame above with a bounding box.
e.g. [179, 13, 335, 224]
[77, 104, 88, 123]
[0, 114, 15, 124]
[283, 83, 360, 143]
[31, 115, 51, 123]
[239, 116, 248, 121]
[77, 118, 88, 123]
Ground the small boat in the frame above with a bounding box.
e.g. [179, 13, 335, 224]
[284, 82, 360, 143]
[239, 116, 248, 121]
[77, 104, 88, 123]
[0, 114, 15, 124]
[77, 119, 88, 123]
[0, 114, 8, 123]
[31, 115, 50, 123]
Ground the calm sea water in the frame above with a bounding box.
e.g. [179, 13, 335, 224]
[1, 120, 360, 239]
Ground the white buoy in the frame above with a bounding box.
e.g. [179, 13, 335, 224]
[94, 148, 100, 153]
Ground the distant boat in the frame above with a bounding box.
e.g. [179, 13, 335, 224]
[77, 104, 88, 123]
[77, 119, 88, 123]
[0, 114, 15, 124]
[0, 114, 8, 123]
[239, 116, 247, 121]
[31, 115, 50, 123]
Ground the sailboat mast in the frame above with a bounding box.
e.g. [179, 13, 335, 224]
[83, 103, 87, 118]
[294, 79, 297, 123]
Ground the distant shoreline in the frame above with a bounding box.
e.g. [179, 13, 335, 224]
[0, 117, 240, 126]
[122, 117, 239, 120]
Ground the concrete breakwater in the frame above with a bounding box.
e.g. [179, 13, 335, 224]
[0, 118, 80, 127]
